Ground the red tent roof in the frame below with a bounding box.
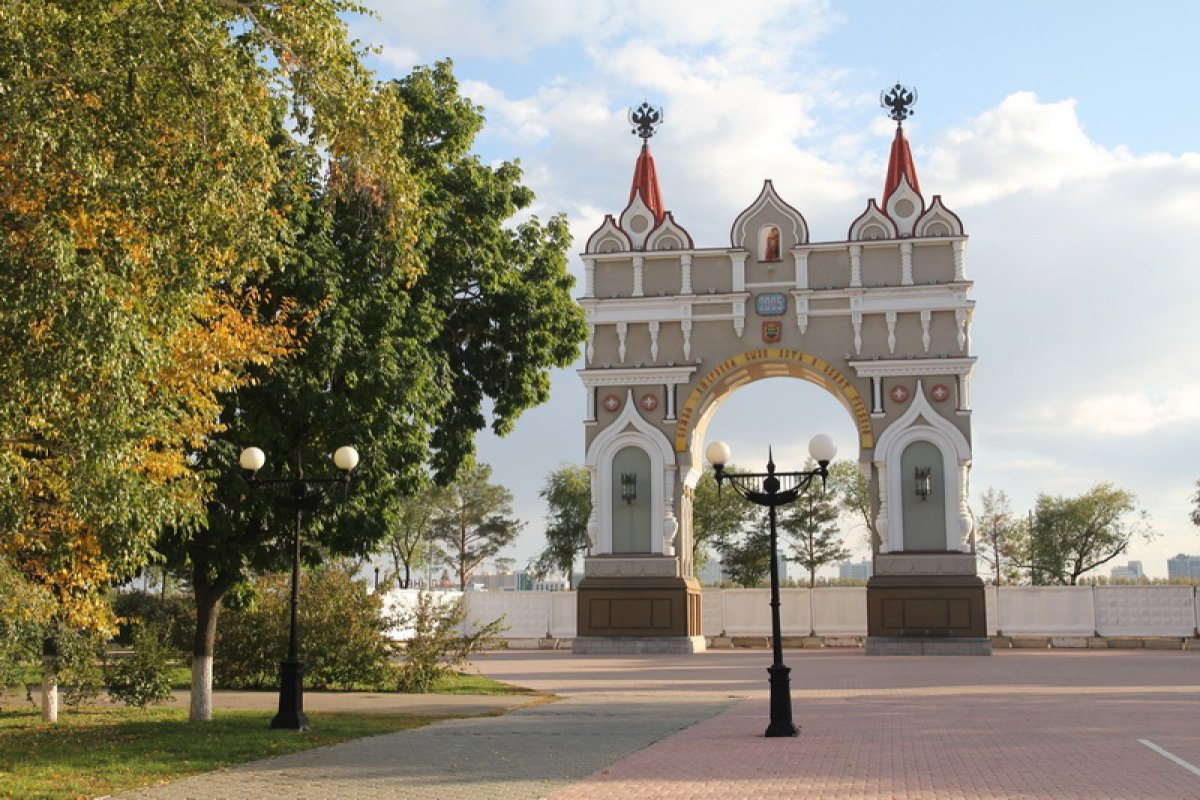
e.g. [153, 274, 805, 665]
[628, 143, 665, 222]
[882, 126, 921, 208]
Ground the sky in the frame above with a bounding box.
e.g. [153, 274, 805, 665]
[352, 0, 1200, 579]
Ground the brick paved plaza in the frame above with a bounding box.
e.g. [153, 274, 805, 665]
[119, 649, 1200, 799]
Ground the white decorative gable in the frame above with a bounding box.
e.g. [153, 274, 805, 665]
[729, 180, 809, 249]
[884, 174, 925, 237]
[645, 211, 693, 251]
[915, 195, 965, 238]
[619, 193, 659, 250]
[585, 214, 632, 255]
[848, 199, 898, 241]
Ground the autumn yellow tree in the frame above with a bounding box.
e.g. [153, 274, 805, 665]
[0, 1, 418, 719]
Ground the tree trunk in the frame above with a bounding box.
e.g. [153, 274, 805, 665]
[189, 577, 227, 722]
[40, 637, 57, 723]
[403, 561, 411, 589]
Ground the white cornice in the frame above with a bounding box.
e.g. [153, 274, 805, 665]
[579, 366, 698, 386]
[847, 357, 976, 378]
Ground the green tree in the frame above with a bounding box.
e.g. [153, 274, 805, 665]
[974, 488, 1024, 586]
[780, 464, 849, 587]
[531, 465, 591, 585]
[829, 461, 876, 548]
[160, 59, 583, 721]
[691, 466, 757, 569]
[380, 480, 444, 590]
[432, 464, 523, 591]
[1017, 483, 1152, 585]
[715, 515, 772, 587]
[1191, 479, 1200, 529]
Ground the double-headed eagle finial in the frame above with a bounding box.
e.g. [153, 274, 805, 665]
[880, 83, 917, 125]
[629, 101, 664, 140]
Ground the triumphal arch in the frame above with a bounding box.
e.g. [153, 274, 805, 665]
[574, 93, 988, 655]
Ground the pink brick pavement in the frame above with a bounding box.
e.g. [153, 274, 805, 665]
[478, 650, 1200, 799]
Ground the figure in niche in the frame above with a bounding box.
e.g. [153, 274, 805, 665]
[763, 226, 781, 261]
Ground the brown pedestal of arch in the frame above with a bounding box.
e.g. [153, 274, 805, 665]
[573, 575, 705, 654]
[866, 574, 990, 655]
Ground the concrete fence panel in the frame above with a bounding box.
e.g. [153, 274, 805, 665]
[1095, 586, 1197, 637]
[548, 592, 577, 638]
[812, 587, 868, 636]
[720, 588, 811, 635]
[380, 589, 460, 640]
[995, 586, 1095, 635]
[984, 585, 998, 635]
[465, 591, 550, 638]
[701, 589, 724, 638]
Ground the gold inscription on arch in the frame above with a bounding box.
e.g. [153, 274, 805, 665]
[674, 349, 874, 451]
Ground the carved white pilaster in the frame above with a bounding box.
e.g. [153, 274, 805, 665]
[957, 462, 974, 552]
[681, 319, 692, 360]
[586, 386, 596, 421]
[886, 311, 897, 354]
[850, 244, 862, 288]
[665, 384, 677, 420]
[585, 465, 599, 555]
[662, 469, 678, 556]
[793, 250, 809, 290]
[852, 312, 863, 354]
[632, 255, 644, 298]
[955, 308, 967, 351]
[871, 377, 884, 416]
[900, 242, 914, 286]
[920, 310, 931, 353]
[952, 240, 967, 281]
[681, 253, 693, 295]
[733, 299, 745, 338]
[731, 252, 746, 292]
[584, 257, 596, 298]
[649, 320, 660, 362]
[617, 322, 628, 364]
[875, 462, 889, 553]
[795, 295, 809, 334]
[957, 372, 972, 413]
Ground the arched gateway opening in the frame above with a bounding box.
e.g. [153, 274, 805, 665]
[575, 97, 988, 655]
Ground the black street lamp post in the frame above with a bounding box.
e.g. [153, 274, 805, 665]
[705, 434, 837, 738]
[239, 445, 360, 731]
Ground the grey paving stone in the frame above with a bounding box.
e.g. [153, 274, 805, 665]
[115, 694, 734, 800]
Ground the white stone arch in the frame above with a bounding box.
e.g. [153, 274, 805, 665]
[584, 390, 679, 556]
[873, 380, 972, 554]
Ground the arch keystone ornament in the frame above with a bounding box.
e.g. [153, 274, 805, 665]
[575, 93, 987, 656]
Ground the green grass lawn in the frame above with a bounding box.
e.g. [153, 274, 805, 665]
[0, 671, 538, 798]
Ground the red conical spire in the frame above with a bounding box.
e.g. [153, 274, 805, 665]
[882, 125, 921, 208]
[628, 143, 665, 223]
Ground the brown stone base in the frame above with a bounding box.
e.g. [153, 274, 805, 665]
[574, 575, 702, 641]
[866, 574, 988, 641]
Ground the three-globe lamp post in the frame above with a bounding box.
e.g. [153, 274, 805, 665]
[705, 434, 836, 738]
[238, 444, 360, 731]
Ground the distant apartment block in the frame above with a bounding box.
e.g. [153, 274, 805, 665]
[1167, 554, 1200, 581]
[1109, 560, 1144, 581]
[838, 560, 873, 581]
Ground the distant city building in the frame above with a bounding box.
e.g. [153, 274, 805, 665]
[1109, 560, 1144, 581]
[838, 560, 873, 581]
[1167, 554, 1200, 581]
[698, 558, 728, 586]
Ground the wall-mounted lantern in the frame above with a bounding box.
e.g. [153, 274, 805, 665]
[620, 472, 637, 504]
[914, 467, 932, 500]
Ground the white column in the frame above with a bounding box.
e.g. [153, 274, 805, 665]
[584, 256, 596, 298]
[649, 320, 660, 362]
[681, 319, 692, 360]
[731, 252, 746, 292]
[617, 322, 628, 363]
[886, 311, 897, 354]
[665, 384, 677, 420]
[632, 255, 644, 297]
[793, 250, 809, 290]
[955, 308, 967, 351]
[849, 244, 862, 288]
[871, 377, 883, 415]
[851, 312, 863, 354]
[920, 310, 931, 353]
[681, 253, 693, 294]
[586, 386, 596, 421]
[586, 324, 595, 364]
[952, 240, 967, 281]
[900, 242, 914, 286]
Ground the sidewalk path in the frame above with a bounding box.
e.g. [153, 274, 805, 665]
[117, 649, 1200, 799]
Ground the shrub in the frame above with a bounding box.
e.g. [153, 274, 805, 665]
[395, 592, 506, 693]
[106, 623, 174, 707]
[47, 625, 105, 707]
[215, 567, 396, 690]
[111, 590, 194, 653]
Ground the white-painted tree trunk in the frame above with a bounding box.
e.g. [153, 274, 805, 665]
[41, 657, 58, 723]
[189, 655, 213, 722]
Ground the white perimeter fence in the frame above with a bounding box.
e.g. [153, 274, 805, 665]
[381, 586, 1200, 641]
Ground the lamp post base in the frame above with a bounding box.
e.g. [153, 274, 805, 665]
[765, 663, 799, 737]
[269, 659, 310, 731]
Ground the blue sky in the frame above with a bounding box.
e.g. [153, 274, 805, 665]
[354, 1, 1200, 578]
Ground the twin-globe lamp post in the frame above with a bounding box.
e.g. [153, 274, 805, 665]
[705, 433, 836, 738]
[238, 444, 360, 731]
